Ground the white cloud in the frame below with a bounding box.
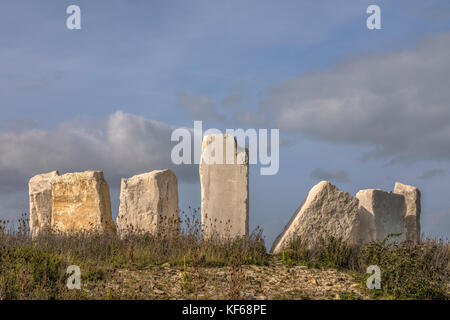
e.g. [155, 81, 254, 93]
[0, 110, 197, 195]
[262, 32, 450, 163]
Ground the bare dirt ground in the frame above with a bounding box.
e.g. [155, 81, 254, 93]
[83, 257, 369, 300]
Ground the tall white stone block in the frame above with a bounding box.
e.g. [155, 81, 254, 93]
[394, 182, 421, 243]
[199, 134, 249, 239]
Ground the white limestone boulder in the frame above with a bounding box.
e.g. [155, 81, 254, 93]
[116, 169, 179, 236]
[270, 181, 373, 254]
[50, 171, 116, 233]
[199, 134, 249, 239]
[394, 182, 421, 243]
[28, 171, 59, 238]
[356, 189, 406, 242]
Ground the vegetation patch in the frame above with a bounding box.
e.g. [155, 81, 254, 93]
[280, 235, 450, 300]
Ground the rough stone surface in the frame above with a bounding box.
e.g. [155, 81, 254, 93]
[29, 171, 59, 238]
[199, 134, 249, 239]
[271, 181, 373, 254]
[356, 189, 406, 242]
[92, 256, 370, 300]
[50, 171, 116, 233]
[116, 169, 179, 236]
[394, 182, 421, 243]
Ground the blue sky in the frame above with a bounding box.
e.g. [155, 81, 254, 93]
[1, 1, 449, 246]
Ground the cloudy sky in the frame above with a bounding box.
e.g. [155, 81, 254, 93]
[1, 0, 449, 246]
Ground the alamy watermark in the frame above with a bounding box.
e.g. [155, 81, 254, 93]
[66, 265, 81, 290]
[171, 121, 279, 175]
[366, 5, 381, 30]
[366, 265, 381, 290]
[66, 5, 81, 30]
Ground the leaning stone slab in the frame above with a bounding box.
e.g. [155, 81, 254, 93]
[29, 171, 59, 238]
[199, 134, 249, 239]
[394, 182, 421, 243]
[50, 171, 116, 233]
[270, 181, 373, 254]
[116, 169, 179, 236]
[356, 189, 406, 242]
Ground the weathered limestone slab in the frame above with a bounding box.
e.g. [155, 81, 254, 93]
[199, 134, 249, 239]
[356, 189, 406, 242]
[394, 182, 421, 243]
[270, 181, 373, 254]
[50, 171, 116, 233]
[116, 169, 179, 236]
[29, 171, 59, 238]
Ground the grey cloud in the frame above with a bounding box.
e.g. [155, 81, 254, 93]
[233, 110, 268, 127]
[310, 168, 349, 183]
[0, 192, 29, 223]
[422, 208, 450, 239]
[177, 92, 225, 122]
[1, 192, 28, 212]
[0, 110, 197, 194]
[419, 168, 445, 180]
[222, 84, 245, 108]
[223, 92, 244, 107]
[262, 32, 450, 163]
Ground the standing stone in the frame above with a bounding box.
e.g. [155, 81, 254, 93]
[116, 169, 179, 236]
[199, 134, 249, 239]
[394, 182, 421, 243]
[356, 189, 406, 242]
[50, 171, 116, 233]
[270, 181, 373, 254]
[29, 171, 59, 238]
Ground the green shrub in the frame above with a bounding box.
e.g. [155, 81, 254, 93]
[281, 236, 360, 270]
[280, 235, 450, 300]
[361, 238, 449, 299]
[0, 246, 66, 299]
[0, 209, 268, 299]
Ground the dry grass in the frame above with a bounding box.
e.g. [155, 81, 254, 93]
[0, 210, 267, 299]
[1, 213, 448, 300]
[280, 235, 450, 300]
